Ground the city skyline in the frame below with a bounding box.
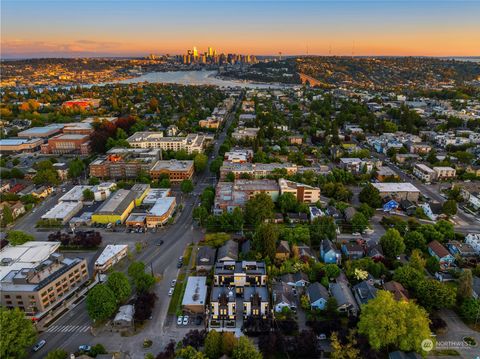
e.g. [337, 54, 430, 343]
[1, 0, 480, 59]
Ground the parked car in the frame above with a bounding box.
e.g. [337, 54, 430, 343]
[156, 240, 164, 246]
[183, 315, 189, 325]
[168, 288, 174, 296]
[177, 261, 183, 268]
[177, 316, 183, 325]
[171, 279, 176, 287]
[79, 345, 91, 352]
[32, 340, 46, 352]
[195, 316, 203, 325]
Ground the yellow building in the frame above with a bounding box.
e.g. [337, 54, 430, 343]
[131, 183, 150, 206]
[92, 189, 136, 224]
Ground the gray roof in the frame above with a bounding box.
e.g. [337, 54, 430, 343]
[473, 276, 480, 295]
[217, 240, 238, 261]
[321, 239, 336, 253]
[353, 281, 378, 305]
[330, 282, 358, 310]
[307, 282, 330, 303]
[196, 246, 216, 266]
[272, 282, 295, 306]
[344, 207, 357, 222]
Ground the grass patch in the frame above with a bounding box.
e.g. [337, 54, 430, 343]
[431, 349, 460, 356]
[167, 244, 194, 315]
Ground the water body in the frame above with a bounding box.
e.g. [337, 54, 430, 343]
[115, 70, 294, 89]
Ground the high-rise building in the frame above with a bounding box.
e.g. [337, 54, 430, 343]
[193, 46, 198, 57]
[208, 47, 214, 57]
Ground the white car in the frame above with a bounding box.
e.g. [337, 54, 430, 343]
[183, 315, 189, 325]
[171, 279, 176, 287]
[168, 288, 174, 296]
[177, 316, 183, 325]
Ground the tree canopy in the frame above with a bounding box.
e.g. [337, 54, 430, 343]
[0, 307, 37, 359]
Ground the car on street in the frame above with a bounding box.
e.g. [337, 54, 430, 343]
[156, 240, 164, 246]
[177, 316, 183, 325]
[183, 315, 189, 325]
[32, 340, 46, 352]
[79, 345, 91, 352]
[171, 279, 176, 287]
[168, 288, 174, 296]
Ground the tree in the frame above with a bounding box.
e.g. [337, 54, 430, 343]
[393, 265, 424, 291]
[253, 222, 279, 260]
[232, 336, 262, 359]
[181, 179, 194, 194]
[357, 291, 431, 353]
[0, 307, 37, 359]
[193, 153, 208, 172]
[177, 346, 207, 359]
[245, 193, 275, 226]
[2, 205, 14, 225]
[193, 206, 209, 226]
[134, 291, 157, 322]
[460, 298, 480, 323]
[221, 332, 236, 356]
[68, 158, 85, 179]
[90, 344, 107, 356]
[415, 279, 456, 310]
[128, 261, 145, 279]
[350, 212, 369, 233]
[6, 230, 34, 246]
[310, 216, 336, 246]
[83, 188, 94, 201]
[324, 264, 341, 279]
[204, 330, 222, 359]
[86, 284, 117, 321]
[425, 256, 440, 274]
[33, 169, 60, 185]
[330, 331, 361, 359]
[458, 269, 473, 300]
[135, 273, 156, 293]
[359, 184, 382, 208]
[358, 203, 375, 219]
[442, 200, 457, 216]
[278, 193, 298, 213]
[380, 228, 405, 260]
[45, 349, 68, 359]
[106, 272, 132, 303]
[404, 231, 426, 253]
[434, 220, 455, 241]
[409, 249, 426, 272]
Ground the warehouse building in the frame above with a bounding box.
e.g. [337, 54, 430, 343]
[41, 201, 83, 224]
[131, 183, 150, 206]
[92, 189, 136, 224]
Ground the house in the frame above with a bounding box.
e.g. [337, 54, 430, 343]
[465, 233, 480, 254]
[344, 207, 357, 222]
[428, 240, 455, 268]
[217, 240, 238, 262]
[113, 305, 134, 330]
[421, 202, 443, 221]
[326, 206, 342, 223]
[275, 240, 291, 261]
[366, 243, 384, 261]
[306, 282, 330, 310]
[196, 246, 216, 272]
[280, 272, 310, 289]
[294, 244, 317, 262]
[329, 282, 358, 316]
[447, 241, 477, 258]
[0, 201, 26, 220]
[352, 280, 377, 306]
[272, 282, 296, 313]
[341, 242, 364, 260]
[383, 199, 399, 212]
[400, 200, 416, 216]
[320, 240, 341, 264]
[287, 212, 309, 223]
[383, 281, 409, 301]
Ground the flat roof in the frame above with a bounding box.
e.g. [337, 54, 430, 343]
[95, 189, 135, 215]
[372, 182, 420, 193]
[148, 197, 176, 217]
[17, 124, 63, 136]
[42, 201, 82, 220]
[95, 245, 128, 266]
[151, 160, 193, 172]
[182, 276, 207, 307]
[60, 185, 93, 202]
[0, 138, 42, 145]
[415, 163, 435, 173]
[51, 134, 89, 140]
[0, 242, 60, 281]
[143, 188, 170, 204]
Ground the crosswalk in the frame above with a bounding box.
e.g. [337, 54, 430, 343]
[45, 325, 90, 333]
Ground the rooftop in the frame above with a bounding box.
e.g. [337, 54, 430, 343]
[95, 245, 128, 267]
[372, 182, 420, 193]
[151, 160, 194, 172]
[148, 197, 176, 217]
[182, 276, 207, 307]
[95, 189, 135, 215]
[60, 185, 93, 202]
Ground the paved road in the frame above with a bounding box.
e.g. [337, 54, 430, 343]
[30, 92, 243, 358]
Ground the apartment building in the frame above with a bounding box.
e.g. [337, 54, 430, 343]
[433, 166, 456, 180]
[149, 160, 194, 183]
[413, 163, 436, 182]
[372, 183, 421, 202]
[219, 162, 298, 180]
[224, 149, 254, 163]
[278, 178, 320, 203]
[231, 127, 260, 141]
[41, 134, 91, 155]
[339, 158, 377, 174]
[0, 242, 89, 319]
[210, 261, 269, 326]
[126, 132, 210, 154]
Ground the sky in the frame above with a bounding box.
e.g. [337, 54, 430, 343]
[1, 0, 480, 58]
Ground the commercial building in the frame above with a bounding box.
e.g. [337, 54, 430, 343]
[0, 138, 44, 153]
[199, 118, 221, 129]
[127, 132, 210, 154]
[182, 276, 208, 314]
[372, 183, 421, 202]
[339, 158, 377, 174]
[219, 162, 298, 180]
[149, 160, 194, 183]
[41, 134, 91, 155]
[0, 242, 88, 318]
[59, 185, 93, 202]
[94, 245, 129, 272]
[145, 197, 177, 227]
[413, 164, 436, 182]
[224, 149, 254, 163]
[433, 167, 456, 180]
[278, 178, 320, 203]
[131, 183, 150, 206]
[231, 127, 260, 141]
[214, 179, 280, 214]
[142, 188, 171, 205]
[17, 124, 64, 139]
[41, 201, 83, 224]
[375, 166, 399, 182]
[62, 122, 94, 135]
[91, 189, 136, 224]
[89, 148, 160, 179]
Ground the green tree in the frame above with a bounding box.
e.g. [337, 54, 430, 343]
[416, 279, 456, 310]
[86, 284, 117, 321]
[0, 307, 37, 359]
[325, 264, 341, 279]
[10, 168, 24, 179]
[350, 212, 369, 233]
[225, 172, 235, 182]
[435, 220, 455, 241]
[128, 261, 145, 280]
[278, 192, 298, 213]
[135, 273, 155, 293]
[330, 330, 361, 359]
[204, 330, 222, 359]
[458, 269, 473, 300]
[221, 332, 236, 356]
[359, 184, 382, 208]
[2, 205, 14, 225]
[106, 272, 132, 304]
[253, 222, 279, 260]
[45, 349, 68, 359]
[245, 193, 275, 226]
[310, 216, 337, 246]
[380, 229, 405, 260]
[193, 206, 209, 226]
[409, 249, 426, 272]
[33, 169, 60, 185]
[232, 336, 262, 359]
[83, 188, 94, 201]
[177, 346, 208, 359]
[393, 265, 424, 291]
[68, 158, 85, 179]
[357, 291, 431, 353]
[358, 203, 375, 218]
[442, 200, 457, 216]
[404, 231, 426, 253]
[181, 179, 194, 194]
[460, 298, 480, 323]
[425, 256, 440, 274]
[193, 153, 208, 172]
[6, 230, 34, 246]
[158, 178, 171, 188]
